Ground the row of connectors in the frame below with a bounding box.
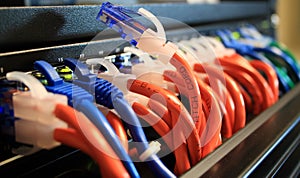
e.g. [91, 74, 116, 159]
[0, 68, 73, 162]
[31, 52, 133, 83]
[0, 52, 133, 163]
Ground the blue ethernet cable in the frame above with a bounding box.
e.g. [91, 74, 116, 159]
[63, 58, 120, 109]
[63, 58, 175, 178]
[97, 2, 147, 46]
[238, 24, 300, 71]
[33, 60, 140, 178]
[221, 29, 300, 85]
[234, 27, 300, 83]
[216, 29, 292, 93]
[254, 47, 300, 83]
[237, 25, 256, 40]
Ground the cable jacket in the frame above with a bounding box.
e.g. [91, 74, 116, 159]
[53, 104, 130, 178]
[75, 100, 140, 178]
[113, 96, 176, 178]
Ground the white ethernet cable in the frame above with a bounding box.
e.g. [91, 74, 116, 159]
[6, 71, 67, 150]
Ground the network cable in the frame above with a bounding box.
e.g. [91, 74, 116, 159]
[163, 69, 222, 155]
[194, 64, 246, 133]
[168, 44, 235, 138]
[202, 75, 235, 138]
[6, 71, 129, 177]
[97, 2, 206, 136]
[238, 24, 300, 72]
[85, 54, 196, 175]
[228, 28, 300, 83]
[217, 29, 292, 93]
[127, 79, 201, 163]
[180, 35, 276, 114]
[249, 60, 279, 98]
[105, 110, 129, 151]
[62, 58, 175, 178]
[225, 68, 263, 114]
[53, 104, 130, 178]
[33, 60, 140, 178]
[218, 54, 277, 106]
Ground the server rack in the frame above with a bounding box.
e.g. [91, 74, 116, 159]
[0, 2, 299, 177]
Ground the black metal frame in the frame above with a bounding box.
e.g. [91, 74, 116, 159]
[0, 18, 267, 77]
[0, 2, 268, 52]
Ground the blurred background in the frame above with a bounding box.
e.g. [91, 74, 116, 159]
[277, 0, 300, 60]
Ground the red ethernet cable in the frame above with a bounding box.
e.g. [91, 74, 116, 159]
[239, 85, 254, 114]
[219, 54, 276, 108]
[203, 76, 235, 138]
[170, 52, 206, 134]
[132, 102, 191, 175]
[194, 75, 222, 156]
[194, 64, 246, 133]
[105, 111, 128, 152]
[163, 69, 223, 154]
[53, 104, 130, 178]
[224, 68, 263, 115]
[127, 79, 202, 167]
[147, 98, 173, 128]
[250, 60, 279, 100]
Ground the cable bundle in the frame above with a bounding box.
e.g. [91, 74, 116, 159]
[6, 71, 130, 177]
[4, 2, 300, 178]
[94, 1, 299, 175]
[217, 28, 300, 93]
[53, 104, 130, 178]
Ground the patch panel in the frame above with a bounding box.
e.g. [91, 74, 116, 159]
[1, 39, 299, 177]
[0, 67, 78, 163]
[0, 58, 181, 177]
[0, 52, 149, 164]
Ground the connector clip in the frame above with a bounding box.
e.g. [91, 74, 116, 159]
[34, 60, 93, 107]
[63, 58, 125, 109]
[98, 2, 178, 64]
[97, 2, 147, 46]
[6, 72, 67, 150]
